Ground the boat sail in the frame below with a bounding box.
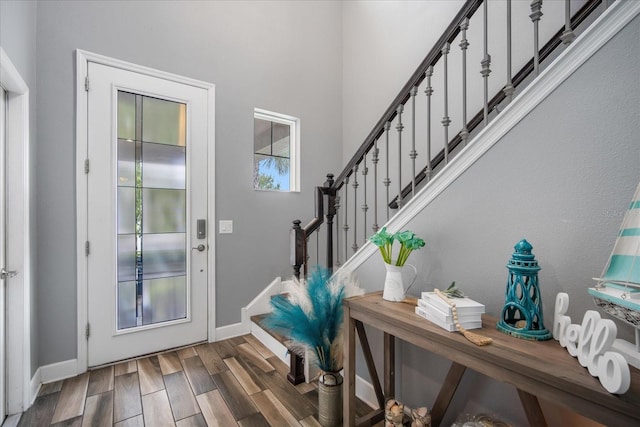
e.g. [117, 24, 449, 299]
[588, 181, 640, 369]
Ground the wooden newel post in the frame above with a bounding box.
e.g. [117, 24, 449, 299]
[291, 219, 304, 280]
[324, 173, 336, 274]
[289, 219, 306, 385]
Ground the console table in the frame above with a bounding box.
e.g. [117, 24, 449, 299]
[343, 292, 640, 427]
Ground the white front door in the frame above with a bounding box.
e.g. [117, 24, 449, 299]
[86, 62, 210, 366]
[0, 85, 7, 422]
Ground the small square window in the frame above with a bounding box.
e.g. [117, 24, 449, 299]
[254, 109, 299, 192]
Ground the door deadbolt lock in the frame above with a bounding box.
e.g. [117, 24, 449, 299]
[192, 244, 206, 252]
[0, 268, 18, 280]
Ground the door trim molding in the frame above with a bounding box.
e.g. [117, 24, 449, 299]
[0, 47, 32, 415]
[75, 50, 216, 373]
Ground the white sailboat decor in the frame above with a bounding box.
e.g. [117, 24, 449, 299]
[588, 181, 640, 369]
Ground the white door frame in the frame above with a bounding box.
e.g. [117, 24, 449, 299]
[75, 50, 216, 373]
[0, 47, 32, 414]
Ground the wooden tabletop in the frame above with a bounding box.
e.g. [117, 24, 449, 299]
[343, 292, 640, 426]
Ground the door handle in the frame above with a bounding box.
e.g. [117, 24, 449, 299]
[0, 268, 17, 280]
[192, 244, 206, 252]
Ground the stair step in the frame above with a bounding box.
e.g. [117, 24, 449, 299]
[250, 313, 289, 346]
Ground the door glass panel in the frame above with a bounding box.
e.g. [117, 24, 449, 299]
[117, 187, 136, 234]
[117, 90, 187, 330]
[118, 281, 137, 329]
[142, 143, 186, 189]
[118, 92, 136, 141]
[142, 96, 186, 146]
[142, 276, 187, 325]
[142, 189, 186, 233]
[117, 234, 136, 282]
[141, 233, 186, 279]
[117, 139, 136, 187]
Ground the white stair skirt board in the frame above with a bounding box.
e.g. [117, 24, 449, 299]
[250, 319, 319, 383]
[341, 0, 640, 275]
[251, 321, 289, 367]
[251, 318, 377, 404]
[241, 276, 284, 334]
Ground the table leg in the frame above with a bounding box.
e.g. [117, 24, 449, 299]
[356, 321, 385, 409]
[344, 306, 356, 427]
[517, 389, 547, 427]
[431, 362, 467, 427]
[384, 332, 395, 399]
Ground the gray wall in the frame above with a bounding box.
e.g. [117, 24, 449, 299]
[0, 0, 39, 376]
[350, 15, 640, 426]
[34, 0, 343, 366]
[341, 0, 464, 162]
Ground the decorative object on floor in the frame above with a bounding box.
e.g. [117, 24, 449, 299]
[417, 284, 484, 332]
[369, 227, 425, 301]
[410, 406, 431, 427]
[433, 288, 492, 346]
[318, 371, 343, 427]
[263, 267, 363, 426]
[497, 239, 552, 340]
[553, 292, 630, 394]
[384, 398, 405, 427]
[588, 181, 640, 369]
[451, 413, 510, 427]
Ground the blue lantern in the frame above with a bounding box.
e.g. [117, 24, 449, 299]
[497, 239, 552, 340]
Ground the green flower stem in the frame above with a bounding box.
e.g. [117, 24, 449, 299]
[396, 245, 411, 266]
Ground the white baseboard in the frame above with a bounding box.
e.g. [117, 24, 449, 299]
[356, 375, 378, 409]
[214, 322, 246, 341]
[1, 413, 22, 427]
[28, 369, 41, 406]
[38, 358, 79, 386]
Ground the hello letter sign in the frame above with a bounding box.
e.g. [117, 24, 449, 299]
[553, 292, 630, 394]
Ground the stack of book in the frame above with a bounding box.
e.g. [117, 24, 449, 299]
[415, 291, 485, 332]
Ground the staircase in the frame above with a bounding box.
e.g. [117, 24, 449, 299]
[244, 0, 639, 394]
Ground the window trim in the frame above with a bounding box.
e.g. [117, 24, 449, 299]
[254, 108, 300, 192]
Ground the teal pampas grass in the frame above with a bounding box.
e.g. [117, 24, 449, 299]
[264, 267, 362, 373]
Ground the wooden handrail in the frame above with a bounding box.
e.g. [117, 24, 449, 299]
[333, 0, 484, 192]
[291, 174, 336, 279]
[388, 0, 601, 208]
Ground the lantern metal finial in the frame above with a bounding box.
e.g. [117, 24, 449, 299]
[497, 239, 552, 340]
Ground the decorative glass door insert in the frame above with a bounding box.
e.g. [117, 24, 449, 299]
[117, 91, 188, 330]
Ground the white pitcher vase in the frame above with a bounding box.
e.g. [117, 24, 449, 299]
[382, 262, 417, 301]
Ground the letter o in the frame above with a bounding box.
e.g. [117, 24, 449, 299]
[598, 351, 630, 394]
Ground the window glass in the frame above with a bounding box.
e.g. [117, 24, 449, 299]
[253, 110, 299, 192]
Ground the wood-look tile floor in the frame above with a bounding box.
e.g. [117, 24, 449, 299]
[16, 334, 376, 426]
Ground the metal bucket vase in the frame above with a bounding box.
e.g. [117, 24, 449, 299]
[318, 371, 343, 426]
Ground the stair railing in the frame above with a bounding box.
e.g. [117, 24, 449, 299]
[292, 0, 605, 278]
